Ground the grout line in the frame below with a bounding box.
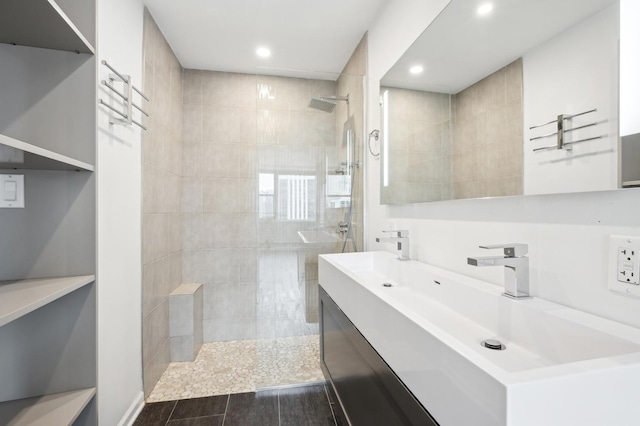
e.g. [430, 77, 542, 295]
[277, 391, 282, 426]
[221, 393, 230, 426]
[169, 414, 225, 422]
[164, 400, 178, 426]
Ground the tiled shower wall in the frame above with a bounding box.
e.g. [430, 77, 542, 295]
[142, 10, 184, 397]
[181, 70, 340, 342]
[452, 58, 523, 198]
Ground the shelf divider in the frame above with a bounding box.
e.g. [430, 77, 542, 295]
[0, 133, 94, 172]
[0, 388, 95, 426]
[0, 0, 94, 54]
[0, 275, 96, 328]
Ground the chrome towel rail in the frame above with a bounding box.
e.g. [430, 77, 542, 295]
[98, 60, 149, 130]
[528, 108, 597, 130]
[528, 108, 601, 152]
[532, 136, 603, 152]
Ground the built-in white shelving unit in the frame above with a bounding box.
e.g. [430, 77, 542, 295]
[0, 134, 94, 172]
[0, 388, 96, 426]
[0, 275, 95, 328]
[0, 0, 94, 54]
[0, 0, 97, 423]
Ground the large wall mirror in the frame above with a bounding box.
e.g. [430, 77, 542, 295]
[379, 0, 636, 204]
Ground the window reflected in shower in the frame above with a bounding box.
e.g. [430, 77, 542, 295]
[258, 173, 318, 221]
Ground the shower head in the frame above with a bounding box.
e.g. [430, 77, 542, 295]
[308, 95, 349, 113]
[309, 97, 337, 113]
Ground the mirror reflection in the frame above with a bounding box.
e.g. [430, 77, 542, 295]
[380, 0, 621, 204]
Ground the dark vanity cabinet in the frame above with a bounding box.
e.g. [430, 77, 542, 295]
[319, 286, 438, 426]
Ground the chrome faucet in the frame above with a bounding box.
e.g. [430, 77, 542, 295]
[376, 230, 409, 260]
[467, 244, 530, 299]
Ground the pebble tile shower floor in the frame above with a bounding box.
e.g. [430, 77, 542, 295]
[148, 335, 324, 402]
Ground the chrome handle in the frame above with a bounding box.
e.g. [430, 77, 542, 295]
[479, 243, 528, 257]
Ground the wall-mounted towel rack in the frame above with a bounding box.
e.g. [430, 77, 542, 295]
[98, 60, 149, 130]
[528, 108, 602, 152]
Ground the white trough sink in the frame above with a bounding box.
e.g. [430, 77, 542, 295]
[318, 251, 640, 426]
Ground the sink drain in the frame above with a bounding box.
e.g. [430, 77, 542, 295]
[481, 339, 506, 350]
[382, 282, 393, 288]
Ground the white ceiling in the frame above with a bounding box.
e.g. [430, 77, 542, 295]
[381, 0, 619, 93]
[144, 0, 387, 80]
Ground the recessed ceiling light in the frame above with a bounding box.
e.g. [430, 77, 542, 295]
[256, 47, 271, 58]
[477, 3, 493, 15]
[409, 65, 424, 75]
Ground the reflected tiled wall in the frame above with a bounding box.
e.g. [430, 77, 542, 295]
[452, 58, 523, 198]
[381, 87, 452, 203]
[381, 57, 523, 203]
[142, 9, 183, 397]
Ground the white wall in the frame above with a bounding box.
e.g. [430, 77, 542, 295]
[97, 0, 145, 424]
[523, 4, 619, 195]
[620, 0, 640, 136]
[366, 1, 640, 329]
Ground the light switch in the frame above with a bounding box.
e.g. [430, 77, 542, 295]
[4, 180, 17, 201]
[0, 174, 24, 208]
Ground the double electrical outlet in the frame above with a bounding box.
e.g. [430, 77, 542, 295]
[609, 235, 640, 298]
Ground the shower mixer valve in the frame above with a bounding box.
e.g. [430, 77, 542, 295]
[337, 221, 349, 234]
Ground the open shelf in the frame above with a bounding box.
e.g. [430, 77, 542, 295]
[0, 0, 94, 54]
[0, 275, 95, 328]
[0, 134, 94, 172]
[0, 388, 95, 425]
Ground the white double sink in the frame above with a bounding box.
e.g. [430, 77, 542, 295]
[318, 251, 640, 426]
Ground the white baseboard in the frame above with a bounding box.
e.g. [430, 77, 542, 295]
[117, 391, 145, 426]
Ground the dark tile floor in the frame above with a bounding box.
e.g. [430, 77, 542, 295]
[134, 383, 346, 426]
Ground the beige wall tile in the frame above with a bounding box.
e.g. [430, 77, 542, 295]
[203, 178, 256, 213]
[203, 318, 257, 342]
[477, 107, 507, 147]
[183, 69, 202, 106]
[412, 121, 443, 155]
[182, 139, 203, 178]
[202, 213, 257, 248]
[202, 71, 257, 109]
[203, 282, 258, 321]
[476, 67, 506, 114]
[182, 104, 203, 143]
[414, 91, 446, 125]
[454, 87, 476, 120]
[202, 144, 256, 178]
[477, 142, 506, 181]
[506, 58, 523, 103]
[454, 181, 486, 199]
[143, 258, 168, 316]
[453, 116, 478, 154]
[453, 152, 479, 183]
[143, 300, 169, 368]
[182, 213, 203, 250]
[182, 178, 203, 213]
[505, 136, 524, 177]
[142, 10, 184, 396]
[143, 339, 170, 399]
